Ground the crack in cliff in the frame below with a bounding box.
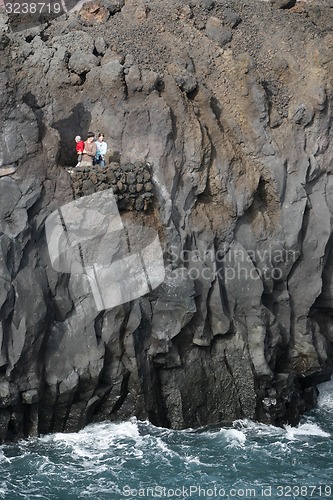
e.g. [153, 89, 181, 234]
[133, 304, 170, 428]
[223, 348, 243, 415]
[109, 370, 130, 416]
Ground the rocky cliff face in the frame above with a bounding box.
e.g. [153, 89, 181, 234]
[0, 0, 333, 441]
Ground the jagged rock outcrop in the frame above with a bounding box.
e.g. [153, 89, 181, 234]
[0, 0, 333, 441]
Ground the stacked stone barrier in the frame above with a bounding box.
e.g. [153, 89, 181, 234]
[69, 161, 154, 211]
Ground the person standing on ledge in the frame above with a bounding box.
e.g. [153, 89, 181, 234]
[80, 132, 97, 168]
[75, 135, 85, 168]
[94, 133, 107, 167]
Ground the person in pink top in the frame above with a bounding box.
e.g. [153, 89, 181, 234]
[75, 135, 85, 168]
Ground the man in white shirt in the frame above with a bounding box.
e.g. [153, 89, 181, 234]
[95, 133, 108, 167]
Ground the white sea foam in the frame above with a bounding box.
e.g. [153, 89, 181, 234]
[233, 417, 331, 442]
[184, 455, 201, 465]
[0, 482, 8, 498]
[285, 422, 330, 440]
[317, 379, 333, 409]
[233, 419, 282, 437]
[223, 428, 246, 448]
[155, 437, 175, 458]
[0, 451, 8, 463]
[40, 420, 143, 460]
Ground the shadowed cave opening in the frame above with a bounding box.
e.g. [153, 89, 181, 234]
[53, 103, 92, 167]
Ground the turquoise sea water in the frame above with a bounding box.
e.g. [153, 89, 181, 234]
[1, 381, 332, 500]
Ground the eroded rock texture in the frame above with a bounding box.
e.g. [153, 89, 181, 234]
[0, 0, 333, 441]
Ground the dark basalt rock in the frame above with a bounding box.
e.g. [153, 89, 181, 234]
[0, 0, 333, 442]
[205, 16, 233, 47]
[270, 0, 297, 9]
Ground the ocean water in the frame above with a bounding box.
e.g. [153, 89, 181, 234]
[0, 382, 332, 500]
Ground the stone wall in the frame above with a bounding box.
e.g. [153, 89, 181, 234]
[69, 162, 154, 211]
